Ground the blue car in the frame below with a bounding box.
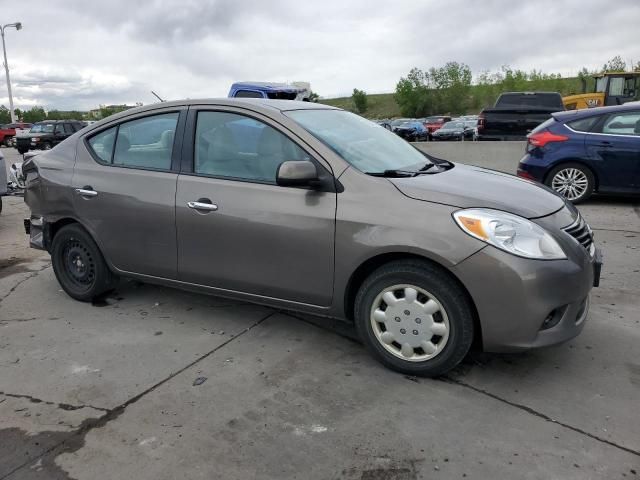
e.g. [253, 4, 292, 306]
[518, 103, 640, 203]
[228, 82, 311, 101]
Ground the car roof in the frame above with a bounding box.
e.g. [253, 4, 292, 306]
[553, 102, 640, 122]
[82, 99, 339, 133]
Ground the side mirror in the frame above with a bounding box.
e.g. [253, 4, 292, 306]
[276, 160, 318, 187]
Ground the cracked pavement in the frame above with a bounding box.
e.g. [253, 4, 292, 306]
[1, 149, 639, 479]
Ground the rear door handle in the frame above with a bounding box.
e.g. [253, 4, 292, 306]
[597, 141, 613, 148]
[75, 188, 98, 197]
[187, 201, 218, 212]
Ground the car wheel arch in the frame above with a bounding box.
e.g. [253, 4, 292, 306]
[545, 160, 599, 192]
[342, 252, 483, 349]
[47, 217, 117, 270]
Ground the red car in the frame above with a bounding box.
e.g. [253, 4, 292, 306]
[423, 116, 452, 138]
[0, 122, 32, 146]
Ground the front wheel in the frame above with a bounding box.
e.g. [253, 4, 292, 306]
[354, 260, 474, 377]
[51, 224, 116, 301]
[545, 163, 594, 203]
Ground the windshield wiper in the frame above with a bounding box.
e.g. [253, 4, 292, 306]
[366, 164, 438, 178]
[366, 169, 416, 178]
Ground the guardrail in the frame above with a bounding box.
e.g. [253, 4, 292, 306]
[413, 141, 527, 175]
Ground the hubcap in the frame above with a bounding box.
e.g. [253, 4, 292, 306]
[62, 239, 95, 288]
[370, 284, 450, 362]
[551, 168, 588, 201]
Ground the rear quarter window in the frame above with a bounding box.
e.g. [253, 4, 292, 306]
[87, 127, 117, 163]
[567, 116, 599, 132]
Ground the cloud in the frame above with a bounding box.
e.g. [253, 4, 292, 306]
[1, 0, 638, 110]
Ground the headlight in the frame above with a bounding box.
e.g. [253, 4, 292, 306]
[32, 137, 40, 142]
[453, 208, 566, 260]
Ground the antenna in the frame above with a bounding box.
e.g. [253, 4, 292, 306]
[151, 91, 165, 102]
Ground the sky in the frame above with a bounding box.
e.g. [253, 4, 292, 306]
[1, 0, 638, 110]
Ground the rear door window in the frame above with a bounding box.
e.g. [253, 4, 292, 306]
[113, 113, 179, 170]
[63, 123, 74, 134]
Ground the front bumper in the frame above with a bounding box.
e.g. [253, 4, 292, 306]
[452, 234, 599, 353]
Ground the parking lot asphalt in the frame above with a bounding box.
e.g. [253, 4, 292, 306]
[1, 147, 639, 479]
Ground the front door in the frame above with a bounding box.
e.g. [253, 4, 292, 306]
[586, 110, 640, 191]
[72, 109, 184, 278]
[176, 108, 336, 306]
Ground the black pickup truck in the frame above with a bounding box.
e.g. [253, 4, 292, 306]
[16, 120, 85, 154]
[477, 92, 564, 141]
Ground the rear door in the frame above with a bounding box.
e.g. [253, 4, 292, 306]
[175, 107, 336, 306]
[72, 108, 186, 278]
[585, 110, 640, 191]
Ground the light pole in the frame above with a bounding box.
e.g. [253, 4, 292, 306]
[1, 22, 22, 123]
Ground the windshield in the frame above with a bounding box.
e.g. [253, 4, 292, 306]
[30, 124, 54, 133]
[441, 121, 464, 130]
[286, 110, 430, 173]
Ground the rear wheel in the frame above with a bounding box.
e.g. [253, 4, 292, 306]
[17, 148, 27, 155]
[354, 260, 474, 377]
[546, 163, 594, 203]
[51, 224, 116, 301]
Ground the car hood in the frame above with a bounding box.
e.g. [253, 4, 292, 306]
[389, 163, 565, 219]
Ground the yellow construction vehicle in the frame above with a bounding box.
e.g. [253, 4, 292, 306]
[562, 72, 640, 110]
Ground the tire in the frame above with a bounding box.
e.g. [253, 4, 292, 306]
[42, 142, 52, 150]
[17, 148, 27, 155]
[354, 260, 474, 377]
[545, 163, 594, 204]
[51, 224, 116, 301]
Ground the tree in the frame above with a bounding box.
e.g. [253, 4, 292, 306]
[428, 61, 472, 114]
[602, 55, 627, 72]
[394, 67, 434, 117]
[308, 91, 320, 103]
[634, 61, 640, 73]
[47, 110, 86, 120]
[22, 106, 47, 123]
[98, 104, 130, 119]
[0, 105, 10, 124]
[351, 88, 368, 114]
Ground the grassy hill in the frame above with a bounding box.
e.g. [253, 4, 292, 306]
[320, 76, 584, 119]
[320, 93, 402, 119]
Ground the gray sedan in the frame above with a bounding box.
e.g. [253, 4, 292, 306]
[22, 99, 601, 376]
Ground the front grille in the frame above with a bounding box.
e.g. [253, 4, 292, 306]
[563, 214, 593, 251]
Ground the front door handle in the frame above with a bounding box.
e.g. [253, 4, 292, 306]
[597, 141, 613, 148]
[187, 201, 218, 212]
[75, 188, 98, 198]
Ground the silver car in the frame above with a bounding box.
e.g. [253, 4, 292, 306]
[22, 99, 602, 376]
